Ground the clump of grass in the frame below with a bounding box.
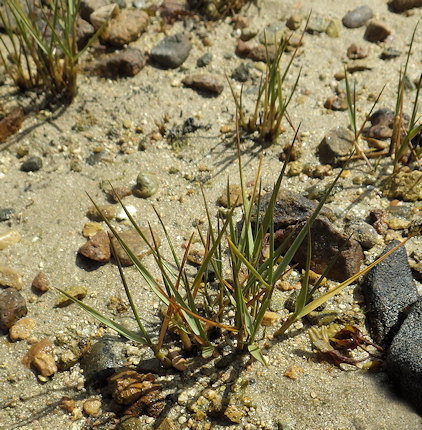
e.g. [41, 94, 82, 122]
[0, 0, 98, 101]
[188, 0, 255, 20]
[229, 25, 305, 145]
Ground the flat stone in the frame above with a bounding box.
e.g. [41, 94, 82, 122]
[9, 317, 35, 341]
[0, 265, 23, 290]
[182, 73, 224, 95]
[151, 33, 191, 69]
[104, 9, 149, 48]
[317, 126, 354, 166]
[87, 204, 116, 221]
[387, 297, 422, 413]
[342, 6, 373, 28]
[362, 241, 419, 347]
[31, 271, 50, 292]
[89, 3, 119, 31]
[110, 227, 161, 266]
[0, 288, 27, 330]
[56, 285, 88, 307]
[78, 231, 111, 263]
[364, 20, 392, 43]
[236, 39, 276, 63]
[391, 0, 422, 12]
[95, 47, 147, 78]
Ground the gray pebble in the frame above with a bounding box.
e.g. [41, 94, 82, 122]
[134, 172, 159, 198]
[197, 52, 212, 67]
[342, 6, 373, 28]
[21, 156, 42, 172]
[0, 208, 14, 222]
[151, 33, 191, 69]
[345, 218, 381, 249]
[232, 63, 251, 82]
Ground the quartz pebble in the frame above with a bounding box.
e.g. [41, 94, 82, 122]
[0, 230, 21, 250]
[82, 221, 104, 238]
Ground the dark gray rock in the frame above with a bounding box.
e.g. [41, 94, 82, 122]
[380, 48, 401, 60]
[80, 338, 125, 389]
[317, 126, 354, 166]
[345, 218, 380, 249]
[364, 20, 392, 43]
[21, 156, 42, 172]
[391, 0, 422, 12]
[387, 297, 422, 413]
[0, 208, 14, 222]
[342, 6, 373, 28]
[151, 33, 191, 69]
[197, 52, 212, 67]
[232, 62, 251, 82]
[0, 288, 27, 330]
[362, 241, 419, 347]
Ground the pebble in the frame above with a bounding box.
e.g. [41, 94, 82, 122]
[346, 43, 369, 59]
[286, 160, 303, 176]
[345, 218, 381, 249]
[380, 47, 401, 60]
[364, 20, 392, 43]
[9, 317, 35, 341]
[0, 229, 21, 250]
[116, 204, 137, 221]
[0, 106, 24, 142]
[76, 15, 95, 50]
[182, 73, 224, 95]
[236, 39, 276, 63]
[133, 172, 159, 198]
[95, 48, 146, 78]
[31, 271, 50, 292]
[0, 288, 27, 330]
[325, 19, 340, 38]
[284, 365, 304, 380]
[342, 5, 373, 28]
[324, 93, 347, 111]
[21, 156, 43, 172]
[151, 33, 192, 69]
[286, 15, 302, 31]
[217, 184, 243, 207]
[232, 62, 251, 82]
[0, 208, 14, 222]
[389, 170, 422, 201]
[22, 339, 57, 377]
[82, 221, 104, 238]
[259, 23, 284, 44]
[197, 52, 212, 67]
[110, 227, 161, 266]
[0, 265, 23, 289]
[391, 0, 422, 12]
[89, 3, 119, 30]
[103, 9, 148, 48]
[79, 0, 109, 21]
[317, 126, 354, 165]
[106, 186, 132, 203]
[56, 285, 88, 307]
[306, 16, 329, 33]
[83, 398, 102, 416]
[261, 311, 279, 326]
[87, 204, 116, 221]
[224, 404, 243, 423]
[78, 231, 111, 263]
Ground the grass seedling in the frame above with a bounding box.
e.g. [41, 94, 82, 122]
[0, 0, 100, 101]
[229, 20, 306, 145]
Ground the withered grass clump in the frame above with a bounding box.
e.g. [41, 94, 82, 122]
[188, 0, 254, 19]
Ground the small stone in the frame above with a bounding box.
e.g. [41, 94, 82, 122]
[224, 404, 243, 423]
[197, 52, 212, 67]
[0, 106, 24, 143]
[0, 229, 21, 250]
[80, 0, 109, 21]
[231, 62, 250, 82]
[324, 93, 347, 111]
[347, 43, 369, 59]
[56, 285, 88, 307]
[78, 231, 111, 263]
[151, 33, 191, 69]
[33, 352, 57, 377]
[87, 204, 116, 221]
[76, 16, 95, 50]
[83, 398, 102, 416]
[259, 23, 284, 44]
[106, 186, 132, 203]
[82, 222, 104, 238]
[0, 288, 27, 330]
[110, 228, 161, 266]
[284, 365, 304, 380]
[89, 3, 119, 30]
[380, 47, 401, 60]
[345, 219, 381, 249]
[182, 73, 224, 95]
[0, 265, 23, 290]
[306, 16, 329, 33]
[0, 208, 14, 222]
[95, 48, 147, 78]
[9, 317, 35, 341]
[31, 271, 50, 292]
[389, 170, 422, 201]
[156, 417, 178, 430]
[116, 205, 137, 221]
[236, 39, 276, 63]
[217, 184, 243, 208]
[261, 311, 279, 326]
[286, 161, 303, 176]
[325, 19, 340, 37]
[21, 156, 42, 172]
[286, 15, 302, 31]
[104, 9, 148, 48]
[342, 6, 373, 28]
[364, 20, 392, 43]
[391, 0, 422, 12]
[317, 127, 354, 165]
[133, 172, 159, 198]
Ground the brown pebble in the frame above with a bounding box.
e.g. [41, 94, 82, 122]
[347, 43, 369, 59]
[22, 338, 57, 376]
[364, 20, 392, 43]
[82, 222, 104, 238]
[324, 93, 347, 111]
[87, 204, 116, 221]
[0, 230, 22, 251]
[217, 184, 244, 208]
[391, 0, 422, 12]
[236, 39, 276, 63]
[0, 288, 27, 330]
[182, 73, 224, 95]
[107, 186, 132, 203]
[78, 231, 111, 263]
[9, 317, 35, 341]
[0, 106, 24, 143]
[224, 404, 243, 423]
[83, 398, 102, 416]
[110, 228, 161, 266]
[284, 365, 305, 380]
[261, 311, 279, 326]
[32, 271, 50, 293]
[0, 265, 23, 290]
[60, 397, 76, 413]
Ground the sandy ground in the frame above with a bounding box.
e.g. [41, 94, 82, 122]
[0, 0, 422, 429]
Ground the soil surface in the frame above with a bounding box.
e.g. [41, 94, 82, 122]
[1, 1, 422, 429]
